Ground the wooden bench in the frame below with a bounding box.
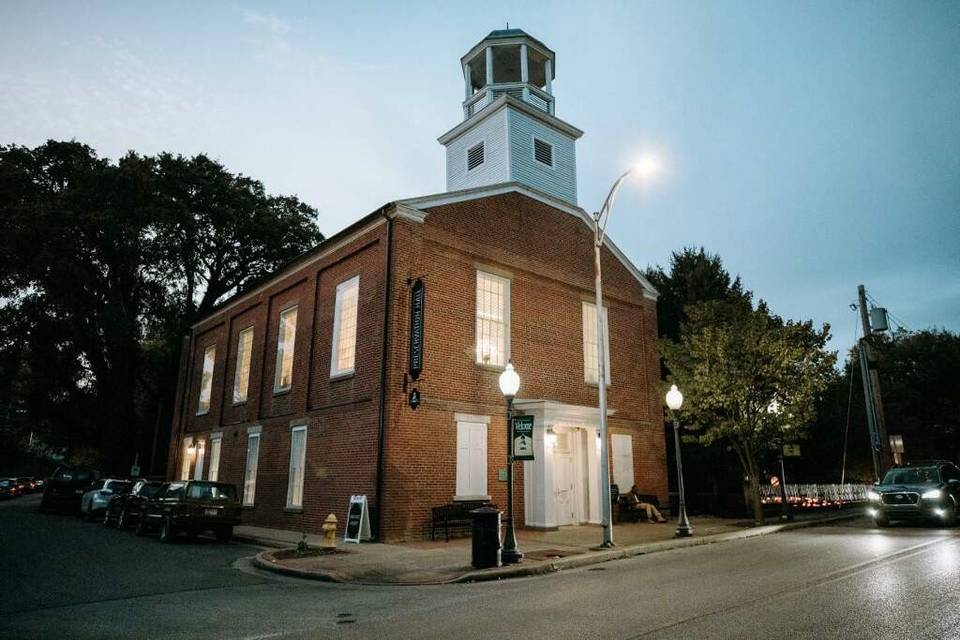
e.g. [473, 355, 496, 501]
[617, 493, 662, 523]
[430, 500, 495, 541]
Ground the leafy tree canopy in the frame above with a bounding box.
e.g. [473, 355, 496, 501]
[0, 140, 323, 470]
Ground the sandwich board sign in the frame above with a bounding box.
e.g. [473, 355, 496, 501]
[344, 495, 371, 543]
[512, 415, 535, 461]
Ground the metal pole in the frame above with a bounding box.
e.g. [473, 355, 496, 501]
[672, 415, 692, 537]
[778, 442, 793, 521]
[502, 396, 523, 564]
[594, 232, 614, 548]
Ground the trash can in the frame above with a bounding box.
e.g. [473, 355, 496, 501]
[470, 506, 502, 569]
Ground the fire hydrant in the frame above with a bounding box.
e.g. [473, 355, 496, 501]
[320, 513, 338, 550]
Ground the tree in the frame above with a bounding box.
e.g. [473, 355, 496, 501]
[0, 141, 323, 471]
[645, 247, 750, 341]
[662, 298, 836, 524]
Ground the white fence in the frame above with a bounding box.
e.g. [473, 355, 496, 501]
[760, 483, 871, 507]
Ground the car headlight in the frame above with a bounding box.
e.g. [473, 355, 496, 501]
[867, 490, 881, 502]
[921, 489, 942, 500]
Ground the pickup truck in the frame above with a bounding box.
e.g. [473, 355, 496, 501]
[136, 480, 241, 543]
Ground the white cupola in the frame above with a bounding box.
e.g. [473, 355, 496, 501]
[438, 29, 583, 205]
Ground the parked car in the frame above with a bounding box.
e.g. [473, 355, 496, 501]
[39, 466, 101, 513]
[135, 481, 241, 543]
[867, 461, 960, 526]
[33, 477, 47, 492]
[0, 478, 20, 499]
[103, 479, 165, 529]
[79, 479, 133, 520]
[17, 477, 38, 493]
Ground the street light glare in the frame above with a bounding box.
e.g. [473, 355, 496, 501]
[498, 361, 520, 398]
[666, 384, 684, 411]
[632, 154, 661, 180]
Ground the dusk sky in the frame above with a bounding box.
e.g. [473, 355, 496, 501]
[2, 1, 957, 357]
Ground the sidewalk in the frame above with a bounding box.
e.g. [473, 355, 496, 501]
[240, 510, 861, 585]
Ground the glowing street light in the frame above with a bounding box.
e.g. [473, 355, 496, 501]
[498, 361, 523, 564]
[666, 385, 693, 538]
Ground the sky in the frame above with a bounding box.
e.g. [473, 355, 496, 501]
[1, 1, 957, 357]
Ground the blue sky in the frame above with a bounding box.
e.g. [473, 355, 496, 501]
[1, 1, 957, 356]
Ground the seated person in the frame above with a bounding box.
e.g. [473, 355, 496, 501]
[624, 485, 667, 523]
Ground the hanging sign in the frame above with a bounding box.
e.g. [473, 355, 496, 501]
[782, 444, 801, 457]
[512, 415, 535, 461]
[408, 388, 421, 410]
[409, 279, 425, 380]
[344, 495, 371, 544]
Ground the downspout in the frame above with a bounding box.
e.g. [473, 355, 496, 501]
[374, 207, 395, 540]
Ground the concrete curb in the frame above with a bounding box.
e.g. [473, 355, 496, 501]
[248, 512, 861, 586]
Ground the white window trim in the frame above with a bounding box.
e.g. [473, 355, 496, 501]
[330, 275, 360, 378]
[243, 426, 262, 507]
[582, 301, 611, 385]
[455, 420, 490, 501]
[466, 139, 486, 173]
[233, 326, 254, 405]
[285, 424, 308, 510]
[196, 345, 216, 416]
[475, 270, 511, 368]
[273, 305, 298, 394]
[532, 135, 555, 169]
[208, 432, 223, 482]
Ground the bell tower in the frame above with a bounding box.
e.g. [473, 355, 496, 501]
[438, 29, 583, 205]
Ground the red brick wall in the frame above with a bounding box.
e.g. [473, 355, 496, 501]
[169, 190, 667, 542]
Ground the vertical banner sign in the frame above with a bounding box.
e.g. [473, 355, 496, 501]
[409, 279, 425, 380]
[512, 415, 535, 461]
[344, 495, 371, 543]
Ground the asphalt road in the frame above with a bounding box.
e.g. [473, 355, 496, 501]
[2, 494, 958, 639]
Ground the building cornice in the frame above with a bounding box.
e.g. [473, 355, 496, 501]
[437, 94, 583, 146]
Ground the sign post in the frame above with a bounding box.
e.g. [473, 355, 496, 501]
[512, 415, 535, 461]
[344, 495, 371, 544]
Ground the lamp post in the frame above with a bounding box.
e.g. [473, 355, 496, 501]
[665, 384, 692, 537]
[499, 361, 523, 564]
[592, 157, 659, 548]
[768, 400, 793, 522]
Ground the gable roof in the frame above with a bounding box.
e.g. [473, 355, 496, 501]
[398, 182, 659, 300]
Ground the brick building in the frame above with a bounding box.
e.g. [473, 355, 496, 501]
[167, 29, 668, 542]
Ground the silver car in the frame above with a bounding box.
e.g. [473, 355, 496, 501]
[79, 479, 133, 520]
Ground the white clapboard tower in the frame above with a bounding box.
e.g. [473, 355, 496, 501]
[438, 29, 583, 205]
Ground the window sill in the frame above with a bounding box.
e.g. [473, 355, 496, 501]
[232, 400, 248, 407]
[454, 495, 491, 502]
[195, 410, 210, 417]
[330, 371, 355, 382]
[283, 507, 304, 514]
[242, 504, 255, 510]
[475, 362, 506, 372]
[272, 387, 292, 397]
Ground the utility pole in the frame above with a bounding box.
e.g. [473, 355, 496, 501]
[857, 284, 892, 480]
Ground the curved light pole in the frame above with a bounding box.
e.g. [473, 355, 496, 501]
[666, 384, 692, 537]
[499, 361, 523, 564]
[593, 158, 660, 548]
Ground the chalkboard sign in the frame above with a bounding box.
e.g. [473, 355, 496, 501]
[344, 495, 371, 543]
[409, 279, 425, 380]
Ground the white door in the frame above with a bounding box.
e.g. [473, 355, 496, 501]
[555, 452, 575, 526]
[456, 421, 488, 499]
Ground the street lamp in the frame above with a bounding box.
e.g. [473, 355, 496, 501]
[768, 401, 793, 522]
[498, 360, 523, 564]
[592, 156, 660, 548]
[666, 385, 693, 537]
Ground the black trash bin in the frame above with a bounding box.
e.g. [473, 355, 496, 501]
[470, 506, 502, 569]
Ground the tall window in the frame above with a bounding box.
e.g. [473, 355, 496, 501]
[274, 306, 298, 392]
[476, 270, 510, 367]
[286, 425, 308, 509]
[233, 327, 254, 404]
[197, 345, 216, 415]
[208, 433, 222, 482]
[193, 440, 205, 481]
[456, 420, 488, 499]
[179, 437, 193, 481]
[243, 427, 261, 506]
[330, 276, 359, 377]
[582, 301, 611, 384]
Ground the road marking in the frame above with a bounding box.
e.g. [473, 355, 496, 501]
[627, 534, 956, 639]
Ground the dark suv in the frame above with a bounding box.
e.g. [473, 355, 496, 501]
[103, 479, 165, 529]
[39, 466, 101, 513]
[867, 461, 960, 527]
[136, 481, 241, 542]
